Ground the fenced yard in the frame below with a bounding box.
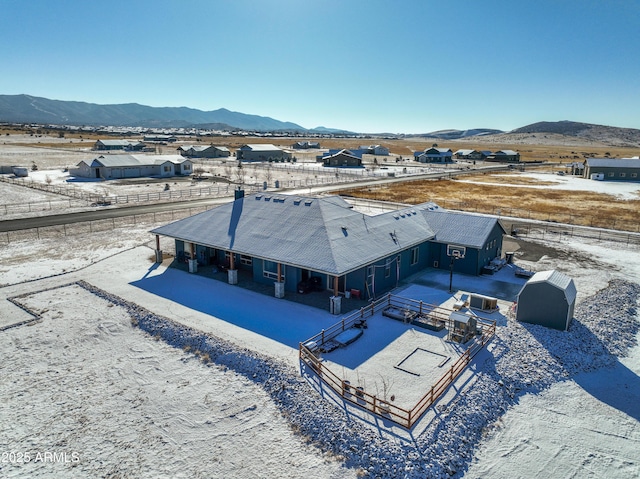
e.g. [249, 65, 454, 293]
[299, 294, 496, 429]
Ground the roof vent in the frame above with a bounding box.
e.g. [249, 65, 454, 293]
[255, 194, 263, 200]
[294, 198, 301, 205]
[304, 200, 313, 206]
[264, 195, 272, 201]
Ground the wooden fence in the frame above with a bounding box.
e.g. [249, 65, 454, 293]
[299, 293, 496, 429]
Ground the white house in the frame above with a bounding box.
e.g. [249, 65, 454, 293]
[72, 154, 192, 179]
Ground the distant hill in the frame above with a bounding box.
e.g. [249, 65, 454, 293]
[508, 120, 640, 147]
[421, 128, 504, 140]
[0, 94, 306, 132]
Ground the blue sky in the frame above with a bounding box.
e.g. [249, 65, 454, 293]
[1, 0, 638, 133]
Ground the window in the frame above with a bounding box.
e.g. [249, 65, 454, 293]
[385, 261, 391, 278]
[183, 163, 191, 170]
[619, 173, 626, 178]
[608, 172, 615, 177]
[164, 166, 171, 172]
[240, 255, 252, 265]
[263, 260, 283, 280]
[410, 247, 419, 265]
[632, 173, 638, 178]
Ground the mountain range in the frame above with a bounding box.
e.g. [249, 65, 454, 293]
[1, 94, 639, 146]
[0, 94, 312, 132]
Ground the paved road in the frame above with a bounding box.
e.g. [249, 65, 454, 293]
[0, 165, 511, 232]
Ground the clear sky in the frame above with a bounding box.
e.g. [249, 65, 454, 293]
[1, 0, 638, 133]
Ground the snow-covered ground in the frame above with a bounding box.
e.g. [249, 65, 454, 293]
[0, 216, 638, 477]
[458, 172, 640, 200]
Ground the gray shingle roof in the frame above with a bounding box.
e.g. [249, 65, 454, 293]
[419, 210, 504, 249]
[96, 139, 132, 146]
[239, 144, 283, 152]
[79, 154, 190, 168]
[151, 194, 438, 275]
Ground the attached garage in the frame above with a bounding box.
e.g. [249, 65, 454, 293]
[516, 270, 577, 331]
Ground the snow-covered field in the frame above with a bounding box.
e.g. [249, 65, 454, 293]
[0, 216, 638, 477]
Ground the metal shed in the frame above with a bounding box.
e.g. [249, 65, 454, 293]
[516, 270, 577, 331]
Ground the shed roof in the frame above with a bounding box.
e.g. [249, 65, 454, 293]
[151, 194, 438, 276]
[525, 270, 577, 305]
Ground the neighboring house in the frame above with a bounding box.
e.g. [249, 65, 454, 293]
[486, 150, 520, 162]
[359, 145, 390, 156]
[236, 144, 292, 162]
[454, 149, 490, 160]
[292, 141, 321, 149]
[72, 154, 192, 179]
[583, 157, 640, 181]
[150, 193, 505, 306]
[414, 147, 454, 163]
[322, 150, 363, 168]
[319, 145, 389, 161]
[178, 145, 230, 158]
[143, 135, 177, 143]
[516, 270, 577, 331]
[94, 139, 145, 151]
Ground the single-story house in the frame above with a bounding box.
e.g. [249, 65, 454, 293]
[454, 149, 490, 160]
[414, 147, 453, 163]
[178, 145, 230, 158]
[94, 139, 145, 151]
[236, 144, 292, 162]
[516, 270, 577, 331]
[150, 193, 505, 307]
[323, 150, 363, 168]
[292, 141, 321, 149]
[486, 150, 521, 162]
[359, 145, 390, 156]
[72, 154, 192, 179]
[319, 145, 389, 161]
[583, 157, 640, 181]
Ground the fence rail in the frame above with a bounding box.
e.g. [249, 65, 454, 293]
[0, 206, 214, 245]
[299, 293, 496, 429]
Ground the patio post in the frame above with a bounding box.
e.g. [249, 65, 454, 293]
[188, 242, 198, 273]
[228, 251, 237, 284]
[154, 234, 162, 263]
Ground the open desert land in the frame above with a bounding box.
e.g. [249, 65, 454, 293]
[1, 135, 639, 478]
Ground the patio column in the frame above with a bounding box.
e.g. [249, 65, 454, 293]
[228, 251, 238, 285]
[274, 262, 284, 299]
[329, 275, 341, 315]
[188, 242, 198, 273]
[154, 234, 163, 263]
